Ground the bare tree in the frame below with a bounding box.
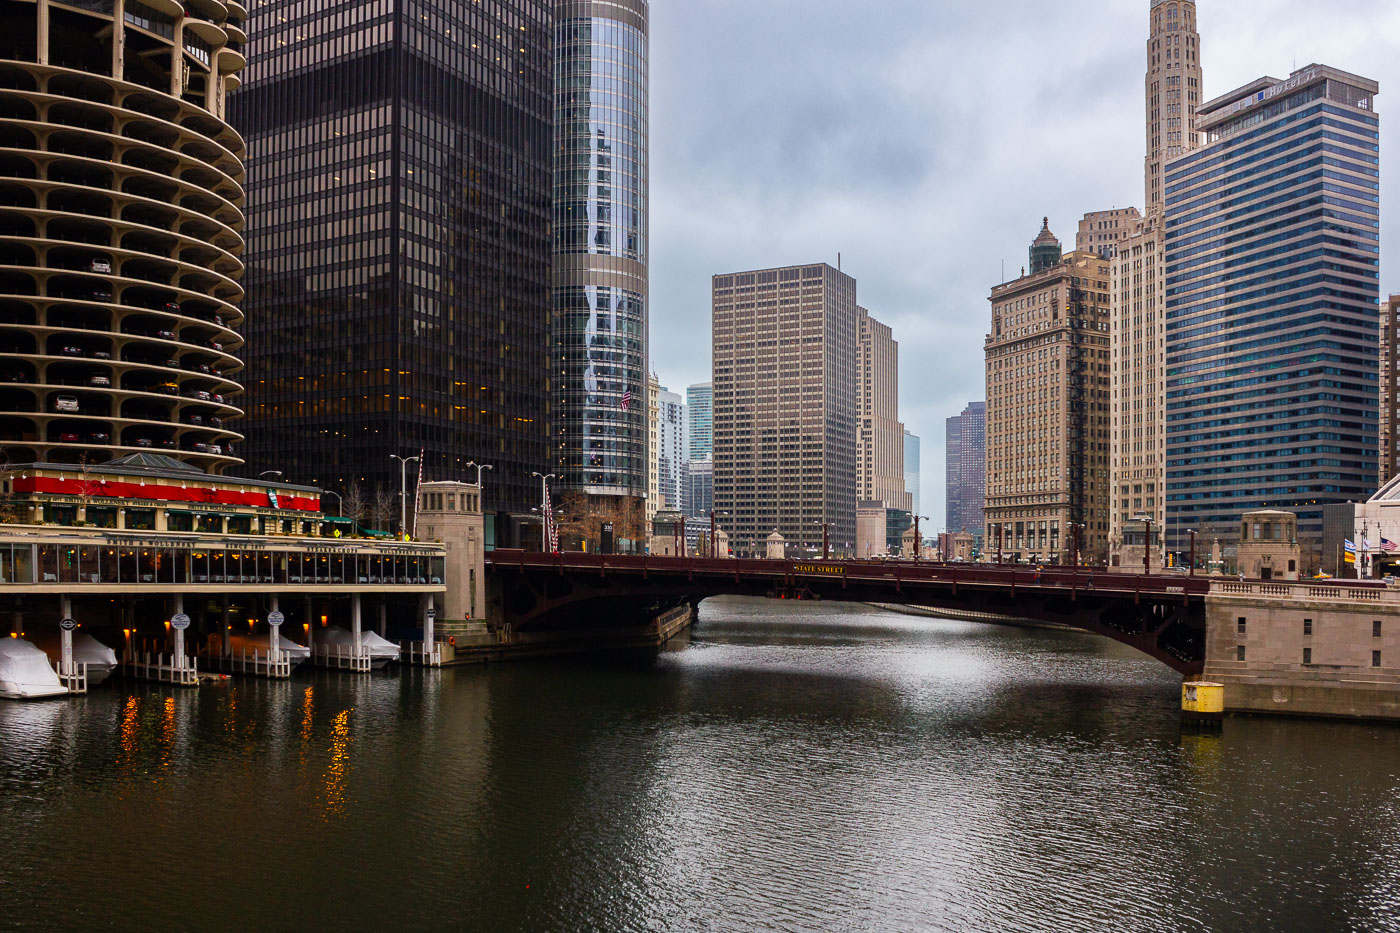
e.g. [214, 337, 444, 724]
[371, 484, 398, 533]
[341, 479, 368, 527]
[0, 446, 22, 524]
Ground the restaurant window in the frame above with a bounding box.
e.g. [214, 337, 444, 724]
[44, 504, 77, 525]
[87, 507, 117, 529]
[126, 509, 155, 531]
[196, 514, 222, 534]
[167, 512, 194, 532]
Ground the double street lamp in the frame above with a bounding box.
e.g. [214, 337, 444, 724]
[390, 453, 420, 540]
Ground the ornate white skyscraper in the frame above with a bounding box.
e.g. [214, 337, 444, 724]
[1144, 0, 1204, 218]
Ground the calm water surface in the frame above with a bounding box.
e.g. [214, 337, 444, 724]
[2, 598, 1399, 932]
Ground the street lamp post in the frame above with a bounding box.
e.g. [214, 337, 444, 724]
[1188, 529, 1198, 577]
[996, 522, 1003, 565]
[259, 470, 283, 479]
[1134, 513, 1153, 576]
[812, 521, 830, 560]
[1070, 522, 1082, 571]
[466, 461, 494, 488]
[389, 454, 420, 540]
[913, 515, 929, 560]
[530, 472, 556, 553]
[321, 490, 343, 517]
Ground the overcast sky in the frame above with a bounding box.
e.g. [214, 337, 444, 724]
[645, 0, 1400, 529]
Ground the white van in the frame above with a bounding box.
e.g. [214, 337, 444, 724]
[54, 395, 79, 413]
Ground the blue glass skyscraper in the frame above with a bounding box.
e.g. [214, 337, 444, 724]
[1163, 65, 1380, 561]
[553, 0, 649, 524]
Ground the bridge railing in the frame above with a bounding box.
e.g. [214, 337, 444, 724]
[486, 550, 1396, 601]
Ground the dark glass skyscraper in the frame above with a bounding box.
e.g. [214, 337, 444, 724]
[552, 0, 648, 512]
[230, 0, 553, 518]
[1164, 65, 1380, 561]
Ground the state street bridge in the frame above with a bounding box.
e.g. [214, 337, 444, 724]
[486, 552, 1218, 674]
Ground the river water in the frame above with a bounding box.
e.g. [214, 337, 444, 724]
[2, 598, 1398, 932]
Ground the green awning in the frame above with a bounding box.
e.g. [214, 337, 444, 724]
[321, 516, 354, 524]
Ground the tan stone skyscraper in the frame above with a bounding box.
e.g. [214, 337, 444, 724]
[1145, 0, 1203, 218]
[985, 223, 1112, 564]
[1109, 0, 1204, 568]
[713, 264, 859, 556]
[857, 309, 911, 510]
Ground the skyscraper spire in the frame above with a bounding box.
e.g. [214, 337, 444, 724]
[1144, 0, 1204, 218]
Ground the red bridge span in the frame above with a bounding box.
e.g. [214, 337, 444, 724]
[485, 552, 1220, 675]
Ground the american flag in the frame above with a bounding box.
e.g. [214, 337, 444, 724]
[1383, 538, 1398, 553]
[620, 389, 633, 411]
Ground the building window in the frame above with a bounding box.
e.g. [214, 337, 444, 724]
[1237, 645, 1246, 662]
[1237, 617, 1246, 635]
[1375, 621, 1383, 638]
[1374, 651, 1383, 668]
[1303, 648, 1312, 665]
[1303, 619, 1312, 636]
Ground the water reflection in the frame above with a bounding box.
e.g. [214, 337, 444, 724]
[1, 598, 1397, 933]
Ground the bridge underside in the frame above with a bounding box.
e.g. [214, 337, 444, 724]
[486, 566, 1205, 676]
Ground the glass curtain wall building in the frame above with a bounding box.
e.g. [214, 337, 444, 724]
[552, 0, 649, 516]
[687, 381, 712, 461]
[230, 0, 553, 519]
[1163, 65, 1380, 562]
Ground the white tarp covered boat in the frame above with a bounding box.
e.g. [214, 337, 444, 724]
[0, 637, 68, 700]
[319, 627, 399, 669]
[28, 631, 120, 685]
[226, 632, 311, 667]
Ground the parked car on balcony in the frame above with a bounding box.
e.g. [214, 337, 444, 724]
[132, 437, 153, 448]
[86, 431, 110, 443]
[208, 416, 222, 427]
[186, 414, 204, 426]
[90, 289, 113, 303]
[54, 395, 79, 413]
[158, 382, 179, 395]
[1, 369, 28, 383]
[163, 301, 181, 314]
[187, 442, 209, 453]
[89, 258, 112, 274]
[208, 444, 222, 455]
[88, 374, 110, 387]
[155, 330, 175, 341]
[159, 439, 177, 449]
[57, 432, 79, 443]
[184, 389, 211, 401]
[91, 351, 111, 360]
[59, 346, 84, 357]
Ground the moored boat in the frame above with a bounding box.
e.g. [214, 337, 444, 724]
[319, 627, 400, 669]
[0, 637, 68, 700]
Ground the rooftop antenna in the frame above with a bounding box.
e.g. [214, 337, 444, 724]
[838, 251, 841, 271]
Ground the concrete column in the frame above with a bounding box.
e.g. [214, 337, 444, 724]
[172, 594, 185, 672]
[59, 594, 73, 677]
[112, 0, 125, 80]
[351, 593, 362, 660]
[36, 0, 49, 66]
[304, 596, 314, 654]
[171, 23, 184, 97]
[268, 595, 279, 664]
[423, 593, 435, 658]
[378, 601, 387, 638]
[220, 595, 230, 655]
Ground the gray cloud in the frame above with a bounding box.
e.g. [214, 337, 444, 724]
[648, 0, 1400, 528]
